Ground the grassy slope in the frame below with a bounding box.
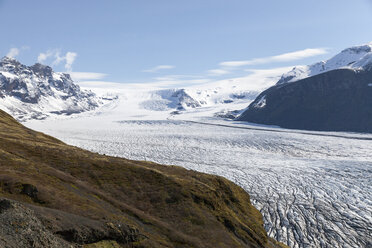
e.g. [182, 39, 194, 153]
[0, 110, 287, 248]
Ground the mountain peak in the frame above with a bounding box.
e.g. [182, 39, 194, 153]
[0, 56, 22, 67]
[30, 62, 53, 77]
[1, 56, 18, 62]
[277, 41, 372, 85]
[341, 42, 372, 54]
[0, 58, 102, 121]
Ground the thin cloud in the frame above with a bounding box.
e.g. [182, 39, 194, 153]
[78, 66, 293, 93]
[220, 48, 328, 67]
[143, 65, 175, 73]
[207, 69, 231, 76]
[244, 66, 296, 77]
[37, 50, 54, 63]
[147, 74, 211, 88]
[68, 72, 107, 81]
[37, 50, 77, 71]
[64, 52, 77, 71]
[6, 48, 20, 58]
[154, 74, 201, 81]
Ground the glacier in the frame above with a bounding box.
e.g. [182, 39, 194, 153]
[26, 114, 372, 248]
[10, 42, 372, 247]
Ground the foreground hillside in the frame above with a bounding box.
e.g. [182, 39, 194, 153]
[0, 109, 286, 248]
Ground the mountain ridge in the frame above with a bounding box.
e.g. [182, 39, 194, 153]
[0, 56, 102, 121]
[237, 42, 372, 132]
[238, 67, 372, 132]
[277, 42, 372, 85]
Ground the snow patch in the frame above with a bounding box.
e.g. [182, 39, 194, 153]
[277, 42, 372, 85]
[253, 95, 266, 108]
[0, 71, 18, 79]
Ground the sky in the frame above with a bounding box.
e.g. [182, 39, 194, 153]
[1, 0, 372, 87]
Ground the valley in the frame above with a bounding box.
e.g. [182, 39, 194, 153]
[4, 42, 372, 247]
[26, 115, 372, 248]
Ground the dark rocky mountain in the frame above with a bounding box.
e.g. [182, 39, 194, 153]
[237, 67, 372, 132]
[0, 109, 287, 248]
[0, 56, 101, 121]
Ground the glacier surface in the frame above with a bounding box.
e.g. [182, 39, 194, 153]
[26, 117, 372, 248]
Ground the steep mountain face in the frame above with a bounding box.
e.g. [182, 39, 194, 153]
[277, 42, 372, 85]
[238, 43, 372, 132]
[0, 57, 101, 121]
[0, 109, 287, 248]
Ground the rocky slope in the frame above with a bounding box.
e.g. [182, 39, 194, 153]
[238, 43, 372, 132]
[0, 57, 101, 121]
[0, 109, 286, 248]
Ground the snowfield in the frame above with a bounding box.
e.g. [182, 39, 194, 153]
[26, 114, 372, 248]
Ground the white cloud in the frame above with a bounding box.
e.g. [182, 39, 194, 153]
[68, 72, 107, 81]
[220, 48, 328, 67]
[77, 66, 293, 93]
[64, 52, 77, 71]
[153, 74, 201, 81]
[244, 66, 295, 74]
[219, 61, 251, 67]
[148, 78, 210, 88]
[207, 69, 231, 76]
[52, 51, 64, 66]
[143, 65, 175, 73]
[239, 66, 295, 91]
[6, 48, 20, 58]
[37, 50, 77, 71]
[147, 74, 211, 88]
[37, 50, 54, 63]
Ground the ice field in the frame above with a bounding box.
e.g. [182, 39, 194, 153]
[26, 116, 372, 248]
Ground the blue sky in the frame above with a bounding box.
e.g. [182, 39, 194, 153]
[1, 0, 372, 86]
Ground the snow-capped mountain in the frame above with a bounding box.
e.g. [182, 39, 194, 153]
[140, 89, 205, 112]
[277, 42, 372, 84]
[238, 42, 372, 132]
[0, 57, 102, 121]
[140, 87, 258, 114]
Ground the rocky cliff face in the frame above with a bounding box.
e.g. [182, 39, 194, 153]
[0, 109, 287, 248]
[0, 57, 101, 121]
[0, 198, 72, 248]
